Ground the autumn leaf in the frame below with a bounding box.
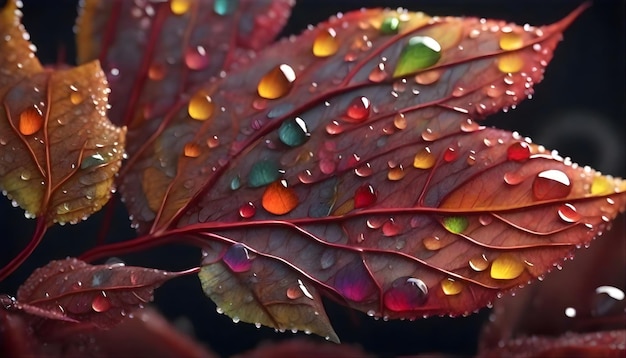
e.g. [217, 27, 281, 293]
[0, 0, 126, 225]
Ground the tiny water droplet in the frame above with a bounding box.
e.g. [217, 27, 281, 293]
[443, 147, 458, 162]
[387, 165, 405, 181]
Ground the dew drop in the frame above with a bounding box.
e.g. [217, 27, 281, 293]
[503, 172, 524, 185]
[207, 135, 220, 148]
[343, 96, 371, 123]
[393, 36, 442, 77]
[383, 277, 429, 311]
[368, 62, 387, 82]
[498, 53, 524, 73]
[223, 243, 255, 272]
[441, 278, 463, 296]
[423, 236, 442, 251]
[230, 176, 241, 190]
[278, 117, 309, 147]
[213, 0, 238, 16]
[147, 62, 166, 80]
[393, 113, 407, 130]
[532, 169, 571, 200]
[443, 147, 458, 163]
[319, 159, 336, 175]
[170, 0, 191, 15]
[188, 91, 214, 120]
[469, 254, 490, 272]
[499, 32, 523, 51]
[239, 202, 256, 219]
[262, 180, 298, 215]
[248, 160, 279, 188]
[490, 253, 525, 280]
[19, 106, 43, 135]
[70, 91, 83, 105]
[313, 28, 339, 57]
[91, 292, 111, 312]
[325, 120, 344, 135]
[564, 307, 577, 318]
[414, 69, 441, 85]
[413, 147, 436, 169]
[507, 141, 531, 161]
[557, 203, 581, 223]
[334, 263, 376, 302]
[183, 143, 201, 158]
[380, 17, 400, 35]
[421, 128, 439, 141]
[387, 165, 405, 181]
[442, 216, 468, 234]
[590, 176, 612, 195]
[257, 64, 296, 99]
[354, 184, 376, 209]
[354, 163, 373, 178]
[185, 45, 209, 70]
[286, 286, 302, 299]
[382, 218, 400, 237]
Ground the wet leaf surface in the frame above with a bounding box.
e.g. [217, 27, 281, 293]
[0, 0, 126, 225]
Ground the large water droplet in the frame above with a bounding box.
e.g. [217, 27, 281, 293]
[223, 243, 255, 272]
[257, 64, 296, 99]
[557, 203, 581, 223]
[393, 36, 442, 78]
[248, 160, 280, 188]
[532, 169, 571, 200]
[213, 0, 238, 16]
[91, 292, 111, 312]
[413, 147, 435, 169]
[343, 96, 371, 123]
[19, 106, 43, 135]
[188, 91, 214, 120]
[507, 141, 530, 161]
[262, 180, 298, 215]
[441, 278, 463, 296]
[313, 28, 339, 57]
[384, 277, 429, 311]
[442, 216, 468, 234]
[380, 17, 400, 35]
[170, 0, 191, 15]
[278, 117, 309, 147]
[185, 45, 209, 70]
[354, 184, 376, 209]
[490, 253, 525, 280]
[81, 153, 106, 169]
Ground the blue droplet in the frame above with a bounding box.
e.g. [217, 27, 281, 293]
[214, 0, 239, 16]
[230, 176, 241, 190]
[278, 117, 309, 147]
[248, 160, 280, 188]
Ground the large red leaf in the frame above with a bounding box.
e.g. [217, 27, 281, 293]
[109, 4, 626, 339]
[0, 0, 126, 226]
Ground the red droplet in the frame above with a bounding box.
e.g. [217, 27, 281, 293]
[238, 202, 256, 218]
[507, 141, 531, 161]
[334, 263, 376, 302]
[443, 147, 458, 162]
[558, 203, 581, 223]
[383, 277, 429, 312]
[354, 184, 376, 208]
[382, 219, 400, 236]
[532, 169, 571, 200]
[343, 96, 371, 123]
[223, 244, 255, 272]
[91, 292, 111, 313]
[184, 45, 209, 70]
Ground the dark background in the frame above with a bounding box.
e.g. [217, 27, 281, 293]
[1, 0, 624, 356]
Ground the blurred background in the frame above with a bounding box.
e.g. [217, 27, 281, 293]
[1, 0, 624, 356]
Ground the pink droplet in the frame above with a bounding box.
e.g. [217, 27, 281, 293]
[223, 244, 255, 272]
[334, 263, 376, 302]
[343, 96, 371, 123]
[383, 277, 428, 312]
[91, 292, 111, 313]
[184, 45, 209, 70]
[319, 159, 336, 174]
[507, 141, 531, 161]
[382, 219, 400, 237]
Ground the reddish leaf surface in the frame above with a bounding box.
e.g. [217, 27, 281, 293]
[105, 4, 626, 338]
[13, 258, 185, 330]
[0, 0, 126, 225]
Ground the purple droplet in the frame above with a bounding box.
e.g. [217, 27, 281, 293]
[334, 262, 376, 302]
[223, 244, 255, 272]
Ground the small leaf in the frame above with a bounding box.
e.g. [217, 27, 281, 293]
[15, 258, 183, 329]
[0, 0, 126, 225]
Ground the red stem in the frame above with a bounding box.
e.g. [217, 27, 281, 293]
[79, 232, 192, 263]
[0, 217, 48, 282]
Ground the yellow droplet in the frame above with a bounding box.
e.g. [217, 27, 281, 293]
[70, 92, 83, 105]
[490, 253, 525, 280]
[312, 28, 339, 57]
[441, 278, 463, 296]
[183, 142, 201, 158]
[469, 254, 490, 272]
[257, 64, 296, 100]
[387, 165, 405, 181]
[423, 236, 442, 251]
[497, 53, 524, 73]
[499, 32, 524, 51]
[19, 106, 44, 136]
[188, 91, 215, 121]
[590, 176, 613, 195]
[170, 0, 191, 15]
[262, 180, 299, 215]
[413, 147, 435, 169]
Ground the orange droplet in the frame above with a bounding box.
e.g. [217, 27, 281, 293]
[312, 28, 339, 57]
[188, 91, 215, 120]
[387, 165, 405, 181]
[262, 181, 298, 215]
[70, 92, 83, 105]
[19, 106, 44, 136]
[413, 147, 435, 169]
[257, 64, 296, 99]
[170, 0, 191, 15]
[414, 69, 441, 85]
[183, 142, 201, 158]
[441, 278, 463, 296]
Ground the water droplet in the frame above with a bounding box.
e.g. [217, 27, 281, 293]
[441, 278, 463, 296]
[213, 0, 238, 16]
[313, 28, 339, 57]
[69, 90, 83, 104]
[185, 45, 209, 70]
[334, 263, 376, 302]
[532, 169, 571, 200]
[230, 176, 241, 190]
[262, 180, 298, 215]
[384, 277, 429, 311]
[239, 202, 256, 218]
[414, 69, 441, 85]
[325, 120, 344, 135]
[91, 292, 111, 312]
[421, 128, 439, 141]
[19, 106, 43, 135]
[380, 17, 400, 34]
[257, 64, 296, 100]
[387, 165, 405, 181]
[248, 160, 279, 188]
[499, 32, 523, 51]
[498, 53, 524, 73]
[148, 62, 166, 81]
[593, 286, 625, 316]
[286, 286, 302, 299]
[188, 91, 214, 120]
[393, 113, 407, 130]
[354, 184, 376, 209]
[223, 243, 255, 272]
[368, 62, 387, 82]
[558, 203, 581, 223]
[507, 141, 530, 161]
[278, 117, 309, 147]
[170, 0, 191, 15]
[183, 143, 201, 158]
[343, 96, 371, 123]
[442, 216, 468, 234]
[443, 147, 458, 162]
[490, 253, 525, 280]
[469, 254, 490, 272]
[207, 135, 220, 148]
[423, 236, 442, 251]
[394, 36, 441, 77]
[80, 153, 106, 169]
[413, 147, 436, 169]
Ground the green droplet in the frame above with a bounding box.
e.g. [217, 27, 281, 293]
[380, 17, 400, 35]
[278, 117, 309, 147]
[81, 153, 106, 169]
[442, 216, 468, 234]
[248, 160, 279, 188]
[213, 0, 239, 16]
[393, 36, 441, 78]
[230, 176, 241, 190]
